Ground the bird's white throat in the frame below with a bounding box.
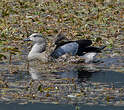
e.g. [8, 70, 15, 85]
[29, 42, 46, 53]
[28, 42, 47, 61]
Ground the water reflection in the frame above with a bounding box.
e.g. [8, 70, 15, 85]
[29, 64, 99, 81]
[99, 56, 124, 70]
[28, 64, 124, 85]
[29, 68, 42, 80]
[1, 61, 124, 105]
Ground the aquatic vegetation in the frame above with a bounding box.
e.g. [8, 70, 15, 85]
[0, 0, 124, 106]
[0, 0, 123, 62]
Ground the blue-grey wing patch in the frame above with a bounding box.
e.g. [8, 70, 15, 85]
[51, 42, 79, 59]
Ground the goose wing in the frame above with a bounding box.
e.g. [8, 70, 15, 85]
[51, 39, 92, 59]
[51, 42, 79, 59]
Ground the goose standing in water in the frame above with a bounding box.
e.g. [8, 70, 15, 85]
[24, 33, 106, 63]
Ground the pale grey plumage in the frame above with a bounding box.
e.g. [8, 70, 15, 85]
[24, 33, 49, 62]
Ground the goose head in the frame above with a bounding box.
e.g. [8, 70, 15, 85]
[24, 33, 45, 44]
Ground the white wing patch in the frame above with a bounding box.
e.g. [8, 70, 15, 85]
[81, 52, 97, 63]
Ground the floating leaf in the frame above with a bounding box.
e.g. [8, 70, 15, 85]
[38, 85, 43, 92]
[1, 46, 21, 55]
[46, 93, 51, 97]
[96, 37, 102, 42]
[0, 54, 7, 60]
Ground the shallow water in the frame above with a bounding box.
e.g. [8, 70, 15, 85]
[0, 103, 124, 110]
[0, 53, 124, 109]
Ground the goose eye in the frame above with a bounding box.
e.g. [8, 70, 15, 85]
[33, 35, 38, 37]
[34, 35, 42, 38]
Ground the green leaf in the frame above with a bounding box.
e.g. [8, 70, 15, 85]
[0, 54, 7, 60]
[38, 85, 43, 92]
[96, 37, 102, 42]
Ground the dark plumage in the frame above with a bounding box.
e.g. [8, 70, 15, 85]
[51, 39, 92, 59]
[81, 46, 106, 54]
[51, 38, 106, 62]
